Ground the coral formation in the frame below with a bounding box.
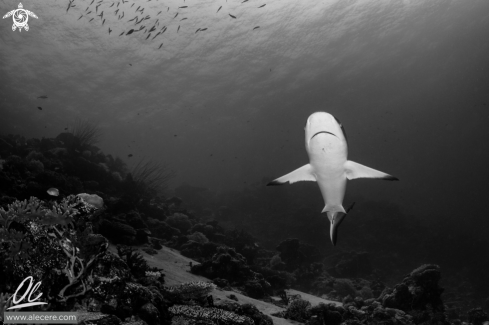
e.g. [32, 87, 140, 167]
[169, 305, 254, 325]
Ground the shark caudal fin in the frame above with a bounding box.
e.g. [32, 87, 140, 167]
[325, 202, 355, 246]
[344, 161, 399, 181]
[266, 164, 317, 186]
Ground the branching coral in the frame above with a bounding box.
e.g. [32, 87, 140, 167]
[116, 245, 152, 278]
[169, 305, 254, 325]
[0, 195, 105, 303]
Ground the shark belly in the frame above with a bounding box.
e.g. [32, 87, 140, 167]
[308, 133, 347, 213]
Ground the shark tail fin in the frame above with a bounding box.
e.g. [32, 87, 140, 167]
[325, 202, 355, 246]
[267, 164, 316, 186]
[344, 160, 399, 181]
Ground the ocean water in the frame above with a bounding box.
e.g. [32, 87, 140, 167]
[1, 0, 489, 304]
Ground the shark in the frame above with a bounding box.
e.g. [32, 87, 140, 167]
[267, 112, 398, 246]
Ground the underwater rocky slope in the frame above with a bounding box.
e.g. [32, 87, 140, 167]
[0, 131, 488, 325]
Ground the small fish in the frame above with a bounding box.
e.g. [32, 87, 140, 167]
[131, 3, 134, 7]
[89, 18, 94, 22]
[37, 107, 42, 110]
[157, 10, 162, 15]
[120, 12, 124, 18]
[102, 18, 105, 25]
[128, 16, 136, 21]
[152, 32, 161, 39]
[174, 12, 178, 18]
[87, 10, 92, 14]
[136, 5, 140, 11]
[128, 154, 133, 157]
[167, 7, 169, 11]
[200, 28, 207, 31]
[110, 3, 114, 7]
[126, 29, 135, 35]
[119, 31, 124, 36]
[177, 25, 180, 32]
[129, 63, 132, 66]
[242, 0, 248, 2]
[115, 9, 119, 14]
[108, 27, 112, 34]
[90, 0, 94, 5]
[146, 33, 151, 39]
[217, 6, 222, 13]
[158, 43, 163, 49]
[149, 26, 156, 32]
[179, 6, 187, 8]
[253, 26, 260, 30]
[180, 17, 187, 21]
[78, 14, 83, 20]
[258, 4, 266, 8]
[64, 128, 68, 130]
[195, 28, 200, 33]
[47, 188, 59, 196]
[229, 14, 236, 18]
[37, 95, 48, 99]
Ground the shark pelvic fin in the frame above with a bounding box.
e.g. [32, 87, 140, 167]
[322, 204, 346, 214]
[327, 211, 347, 246]
[267, 164, 316, 186]
[344, 160, 399, 181]
[326, 202, 355, 246]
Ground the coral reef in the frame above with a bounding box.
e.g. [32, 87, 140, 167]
[0, 131, 485, 325]
[162, 281, 216, 306]
[169, 305, 254, 325]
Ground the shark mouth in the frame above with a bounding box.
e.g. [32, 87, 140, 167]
[311, 131, 337, 140]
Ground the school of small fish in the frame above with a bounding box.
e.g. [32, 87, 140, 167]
[68, 0, 267, 49]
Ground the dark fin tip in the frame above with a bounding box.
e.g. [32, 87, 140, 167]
[266, 180, 287, 186]
[383, 175, 399, 181]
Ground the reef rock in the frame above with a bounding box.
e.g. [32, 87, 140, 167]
[380, 264, 450, 324]
[78, 193, 104, 209]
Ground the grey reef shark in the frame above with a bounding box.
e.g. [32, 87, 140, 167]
[267, 112, 399, 246]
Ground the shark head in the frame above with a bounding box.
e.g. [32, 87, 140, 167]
[305, 112, 347, 149]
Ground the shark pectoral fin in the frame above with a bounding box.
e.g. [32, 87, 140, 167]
[267, 164, 316, 186]
[344, 160, 399, 181]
